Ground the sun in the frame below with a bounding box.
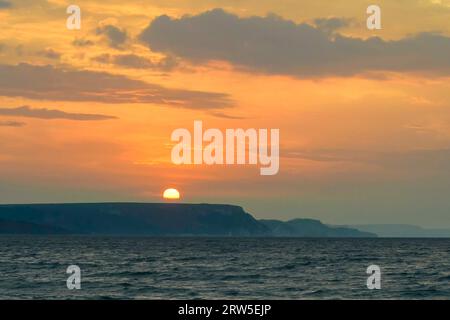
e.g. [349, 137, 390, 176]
[163, 188, 181, 200]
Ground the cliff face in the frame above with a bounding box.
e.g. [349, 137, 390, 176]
[260, 219, 376, 237]
[0, 203, 269, 236]
[0, 203, 375, 237]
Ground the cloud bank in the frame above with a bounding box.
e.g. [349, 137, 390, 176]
[92, 53, 177, 70]
[0, 63, 233, 109]
[140, 9, 450, 77]
[0, 106, 117, 121]
[0, 1, 11, 9]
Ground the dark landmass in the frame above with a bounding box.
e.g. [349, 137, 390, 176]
[0, 218, 69, 234]
[0, 202, 376, 237]
[0, 203, 267, 236]
[260, 219, 374, 237]
[350, 224, 450, 238]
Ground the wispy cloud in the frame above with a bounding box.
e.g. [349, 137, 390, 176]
[0, 106, 117, 121]
[209, 111, 247, 120]
[37, 48, 61, 60]
[91, 53, 177, 70]
[72, 38, 94, 47]
[283, 147, 450, 175]
[0, 120, 25, 127]
[0, 63, 233, 109]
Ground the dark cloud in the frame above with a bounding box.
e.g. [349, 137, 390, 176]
[96, 25, 127, 49]
[37, 48, 61, 60]
[92, 53, 177, 70]
[113, 54, 177, 70]
[0, 1, 11, 9]
[0, 63, 232, 109]
[209, 111, 247, 120]
[0, 106, 117, 121]
[112, 54, 152, 68]
[0, 120, 25, 127]
[72, 38, 94, 47]
[313, 17, 352, 34]
[91, 53, 111, 64]
[140, 9, 450, 77]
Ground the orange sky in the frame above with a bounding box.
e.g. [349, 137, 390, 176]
[1, 0, 450, 227]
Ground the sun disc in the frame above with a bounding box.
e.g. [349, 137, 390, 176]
[163, 188, 180, 200]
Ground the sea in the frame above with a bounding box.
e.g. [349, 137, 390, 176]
[0, 236, 449, 299]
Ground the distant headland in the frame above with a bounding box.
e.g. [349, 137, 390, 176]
[0, 202, 375, 237]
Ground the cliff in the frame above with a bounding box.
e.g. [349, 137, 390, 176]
[0, 203, 375, 237]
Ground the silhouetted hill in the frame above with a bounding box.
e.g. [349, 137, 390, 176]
[0, 203, 375, 237]
[0, 218, 70, 234]
[0, 203, 269, 236]
[260, 219, 376, 237]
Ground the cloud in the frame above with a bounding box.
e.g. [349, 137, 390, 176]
[92, 53, 177, 70]
[96, 25, 127, 49]
[284, 147, 450, 174]
[72, 38, 94, 47]
[283, 148, 365, 162]
[91, 53, 111, 64]
[209, 111, 247, 120]
[0, 120, 25, 127]
[37, 48, 61, 60]
[140, 9, 450, 77]
[313, 17, 352, 34]
[0, 106, 117, 121]
[0, 1, 11, 9]
[0, 63, 232, 109]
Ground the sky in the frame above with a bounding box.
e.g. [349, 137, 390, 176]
[1, 0, 450, 227]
